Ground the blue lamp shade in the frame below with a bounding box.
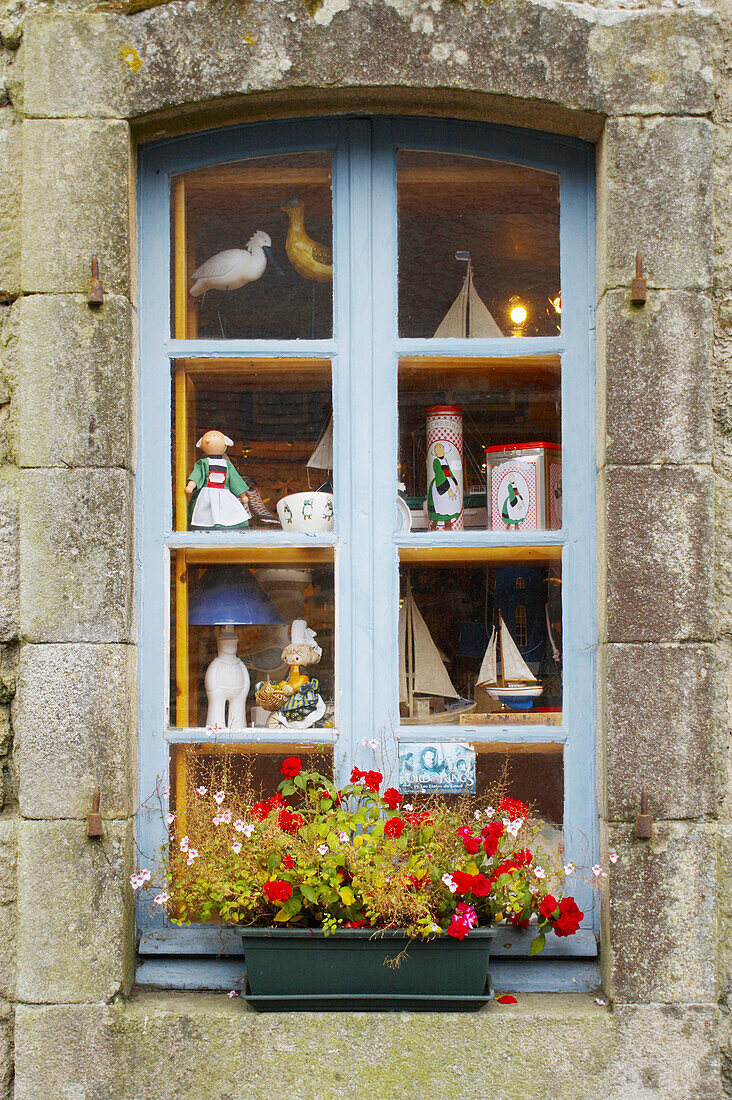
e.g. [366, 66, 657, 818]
[188, 566, 284, 626]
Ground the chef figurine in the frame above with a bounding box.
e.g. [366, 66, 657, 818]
[185, 430, 252, 530]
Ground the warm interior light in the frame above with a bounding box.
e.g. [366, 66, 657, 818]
[550, 294, 562, 315]
[510, 304, 527, 326]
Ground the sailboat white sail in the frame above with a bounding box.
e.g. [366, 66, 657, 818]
[477, 616, 543, 701]
[306, 414, 333, 472]
[434, 261, 503, 338]
[399, 582, 475, 723]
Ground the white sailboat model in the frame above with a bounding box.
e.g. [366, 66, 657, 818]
[434, 254, 504, 338]
[477, 614, 544, 703]
[306, 413, 333, 488]
[399, 580, 476, 724]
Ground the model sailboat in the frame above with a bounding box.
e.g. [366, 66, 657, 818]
[399, 580, 476, 723]
[434, 255, 504, 338]
[306, 413, 333, 489]
[477, 614, 544, 704]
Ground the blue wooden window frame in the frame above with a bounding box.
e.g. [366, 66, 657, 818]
[136, 117, 598, 990]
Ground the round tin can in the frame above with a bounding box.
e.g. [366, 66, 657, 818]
[426, 405, 463, 531]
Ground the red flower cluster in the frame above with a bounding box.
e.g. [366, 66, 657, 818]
[404, 810, 432, 830]
[513, 848, 533, 867]
[539, 894, 583, 936]
[350, 767, 383, 792]
[250, 792, 285, 821]
[263, 879, 292, 903]
[480, 821, 504, 858]
[277, 808, 305, 834]
[384, 816, 405, 839]
[280, 757, 302, 779]
[281, 854, 295, 869]
[383, 787, 402, 810]
[457, 827, 482, 855]
[450, 871, 491, 897]
[498, 797, 529, 821]
[447, 917, 470, 940]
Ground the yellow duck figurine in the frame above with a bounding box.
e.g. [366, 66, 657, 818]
[281, 198, 332, 283]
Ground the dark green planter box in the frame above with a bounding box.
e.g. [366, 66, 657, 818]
[240, 927, 497, 1011]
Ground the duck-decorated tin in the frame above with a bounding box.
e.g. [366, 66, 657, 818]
[426, 406, 464, 531]
[485, 442, 561, 531]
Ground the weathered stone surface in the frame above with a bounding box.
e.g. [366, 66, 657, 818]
[0, 473, 17, 644]
[16, 819, 133, 1004]
[0, 1003, 11, 1100]
[18, 5, 715, 129]
[0, 818, 17, 1003]
[599, 116, 714, 292]
[600, 290, 713, 465]
[715, 124, 732, 290]
[14, 643, 136, 820]
[605, 464, 714, 642]
[21, 119, 130, 295]
[718, 828, 732, 1003]
[12, 992, 723, 1100]
[19, 468, 134, 643]
[604, 643, 722, 820]
[15, 294, 133, 469]
[607, 823, 716, 1003]
[0, 111, 21, 301]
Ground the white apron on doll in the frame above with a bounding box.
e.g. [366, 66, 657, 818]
[190, 456, 252, 528]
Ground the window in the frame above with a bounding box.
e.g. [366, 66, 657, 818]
[137, 118, 597, 988]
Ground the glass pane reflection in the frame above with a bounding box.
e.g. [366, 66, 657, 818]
[398, 151, 560, 339]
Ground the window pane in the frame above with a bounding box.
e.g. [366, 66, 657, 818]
[398, 551, 562, 726]
[397, 151, 560, 339]
[171, 358, 333, 533]
[171, 152, 333, 340]
[398, 356, 561, 533]
[170, 549, 335, 730]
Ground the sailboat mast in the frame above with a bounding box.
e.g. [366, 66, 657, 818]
[465, 259, 473, 337]
[498, 613, 506, 687]
[406, 574, 414, 718]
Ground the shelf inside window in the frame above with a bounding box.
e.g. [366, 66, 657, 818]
[398, 545, 561, 565]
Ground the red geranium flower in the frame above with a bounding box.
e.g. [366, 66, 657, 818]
[510, 915, 530, 929]
[277, 808, 305, 834]
[514, 848, 533, 867]
[383, 787, 402, 810]
[540, 894, 559, 921]
[281, 756, 302, 779]
[350, 767, 364, 783]
[263, 879, 292, 903]
[462, 834, 482, 855]
[471, 873, 491, 897]
[363, 770, 383, 792]
[384, 816, 405, 839]
[481, 821, 505, 839]
[498, 797, 529, 821]
[447, 917, 470, 940]
[281, 854, 295, 870]
[451, 871, 475, 895]
[553, 897, 583, 937]
[405, 811, 432, 830]
[250, 800, 271, 821]
[482, 836, 499, 858]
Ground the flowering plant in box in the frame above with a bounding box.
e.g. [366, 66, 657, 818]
[161, 757, 583, 953]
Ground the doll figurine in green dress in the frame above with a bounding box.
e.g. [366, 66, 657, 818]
[185, 430, 252, 530]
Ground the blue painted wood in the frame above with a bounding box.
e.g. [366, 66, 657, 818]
[139, 925, 596, 958]
[137, 116, 598, 967]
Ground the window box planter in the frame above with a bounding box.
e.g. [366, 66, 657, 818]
[240, 926, 497, 1011]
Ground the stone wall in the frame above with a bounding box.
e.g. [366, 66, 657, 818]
[0, 0, 728, 1096]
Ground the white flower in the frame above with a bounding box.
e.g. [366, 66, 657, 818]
[159, 784, 170, 797]
[484, 806, 495, 817]
[179, 835, 189, 852]
[165, 812, 176, 825]
[339, 831, 349, 843]
[442, 873, 458, 894]
[233, 820, 246, 832]
[214, 790, 226, 805]
[361, 738, 380, 749]
[609, 850, 618, 865]
[317, 844, 329, 856]
[154, 892, 169, 906]
[474, 811, 482, 820]
[564, 862, 576, 876]
[212, 814, 221, 826]
[196, 786, 207, 797]
[505, 818, 523, 838]
[130, 874, 142, 890]
[186, 848, 199, 865]
[231, 842, 242, 854]
[140, 868, 151, 882]
[205, 726, 215, 737]
[533, 866, 546, 880]
[220, 809, 232, 824]
[403, 803, 414, 813]
[595, 997, 607, 1007]
[241, 824, 255, 838]
[592, 864, 607, 878]
[430, 923, 441, 933]
[227, 990, 241, 998]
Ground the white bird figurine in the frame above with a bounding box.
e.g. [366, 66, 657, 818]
[189, 230, 280, 298]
